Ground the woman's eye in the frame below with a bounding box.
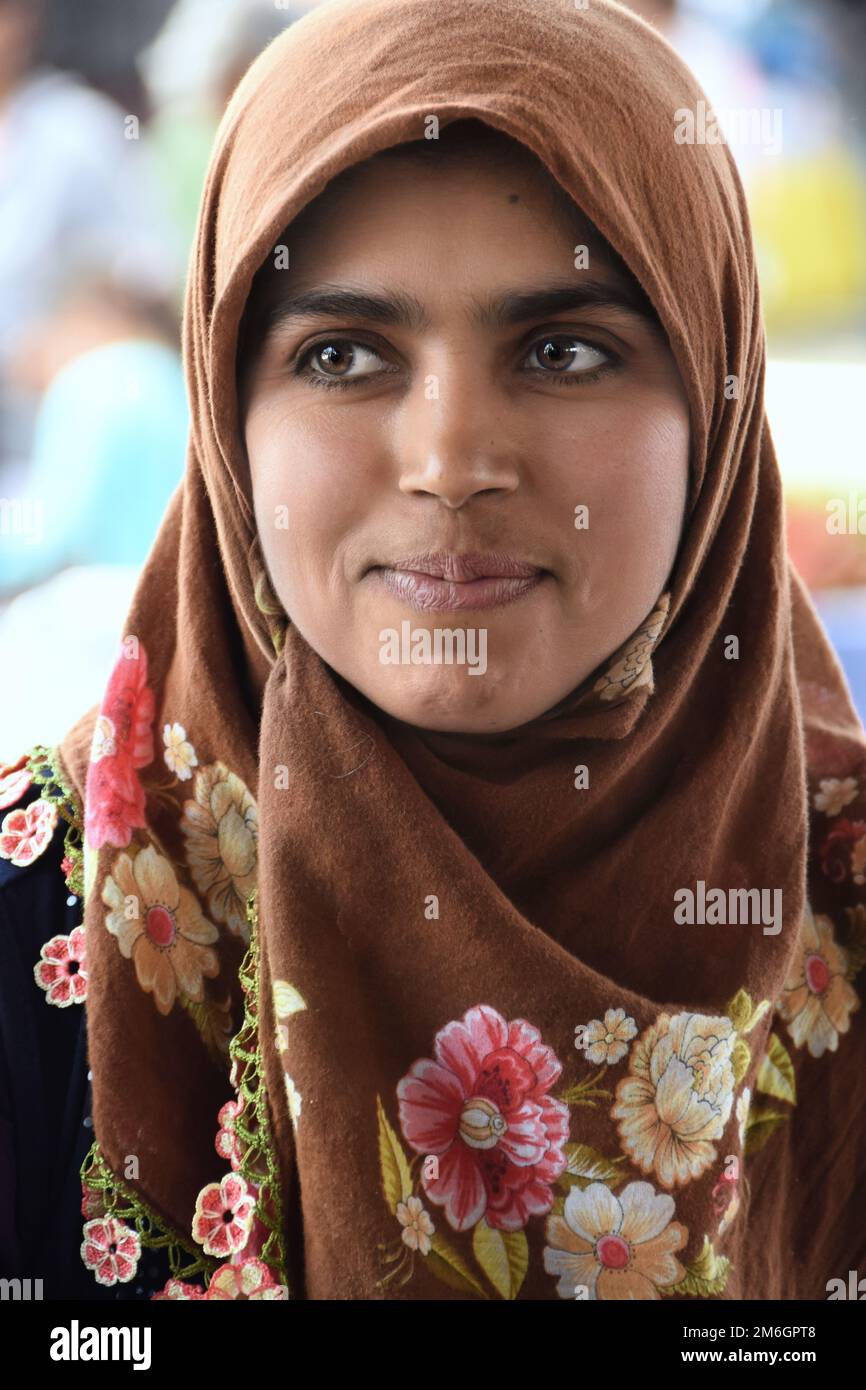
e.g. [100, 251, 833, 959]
[295, 333, 616, 392]
[524, 336, 611, 379]
[297, 339, 386, 388]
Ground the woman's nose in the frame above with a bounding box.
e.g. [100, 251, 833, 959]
[395, 359, 521, 509]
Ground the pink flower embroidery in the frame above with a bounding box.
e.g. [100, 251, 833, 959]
[0, 754, 32, 809]
[84, 639, 155, 849]
[204, 1258, 286, 1300]
[818, 818, 866, 884]
[192, 1173, 256, 1258]
[152, 1279, 205, 1300]
[215, 1097, 245, 1170]
[80, 1216, 141, 1286]
[0, 798, 58, 867]
[33, 925, 87, 1006]
[397, 1003, 569, 1233]
[712, 1169, 740, 1237]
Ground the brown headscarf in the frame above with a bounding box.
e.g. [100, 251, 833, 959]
[46, 0, 866, 1299]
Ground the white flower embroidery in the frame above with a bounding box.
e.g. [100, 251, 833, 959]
[813, 777, 858, 817]
[396, 1195, 434, 1255]
[163, 722, 198, 781]
[578, 1007, 638, 1065]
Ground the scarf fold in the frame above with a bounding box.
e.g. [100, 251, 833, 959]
[38, 0, 866, 1300]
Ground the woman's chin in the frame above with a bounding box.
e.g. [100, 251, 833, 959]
[351, 667, 557, 734]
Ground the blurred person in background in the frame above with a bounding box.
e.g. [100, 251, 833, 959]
[0, 276, 187, 599]
[0, 0, 313, 755]
[0, 0, 182, 471]
[0, 274, 188, 755]
[143, 0, 311, 258]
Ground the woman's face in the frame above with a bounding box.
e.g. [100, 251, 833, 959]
[241, 143, 690, 733]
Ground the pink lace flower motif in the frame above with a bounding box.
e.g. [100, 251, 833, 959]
[0, 798, 58, 867]
[215, 1096, 246, 1170]
[33, 925, 87, 1006]
[192, 1173, 256, 1258]
[237, 1203, 270, 1262]
[84, 638, 155, 850]
[397, 1003, 570, 1233]
[205, 1258, 286, 1300]
[80, 1183, 107, 1221]
[151, 1279, 205, 1301]
[0, 754, 32, 810]
[81, 1216, 141, 1286]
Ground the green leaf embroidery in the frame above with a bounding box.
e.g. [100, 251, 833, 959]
[755, 1031, 797, 1106]
[557, 1142, 628, 1191]
[730, 1036, 752, 1087]
[425, 1235, 490, 1299]
[725, 988, 753, 1032]
[376, 1094, 413, 1212]
[743, 1104, 790, 1156]
[726, 988, 771, 1036]
[741, 998, 771, 1035]
[664, 1235, 730, 1298]
[471, 1219, 529, 1300]
[179, 992, 234, 1070]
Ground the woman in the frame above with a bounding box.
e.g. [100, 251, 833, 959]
[2, 0, 865, 1302]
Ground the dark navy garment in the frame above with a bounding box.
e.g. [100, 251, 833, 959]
[0, 774, 170, 1300]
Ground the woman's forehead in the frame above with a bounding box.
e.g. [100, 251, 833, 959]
[289, 126, 610, 247]
[236, 144, 659, 360]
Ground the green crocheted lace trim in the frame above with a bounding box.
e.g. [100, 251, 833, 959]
[34, 736, 290, 1293]
[24, 743, 85, 898]
[20, 744, 210, 1283]
[79, 893, 289, 1293]
[81, 1141, 217, 1282]
[228, 887, 290, 1286]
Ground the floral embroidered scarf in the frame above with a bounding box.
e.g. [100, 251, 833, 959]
[22, 0, 866, 1299]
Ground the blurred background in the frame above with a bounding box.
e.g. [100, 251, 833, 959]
[0, 0, 865, 758]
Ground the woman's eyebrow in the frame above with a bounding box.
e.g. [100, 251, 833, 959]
[258, 276, 659, 338]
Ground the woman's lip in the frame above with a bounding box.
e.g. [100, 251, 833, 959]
[374, 567, 546, 612]
[382, 552, 542, 581]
